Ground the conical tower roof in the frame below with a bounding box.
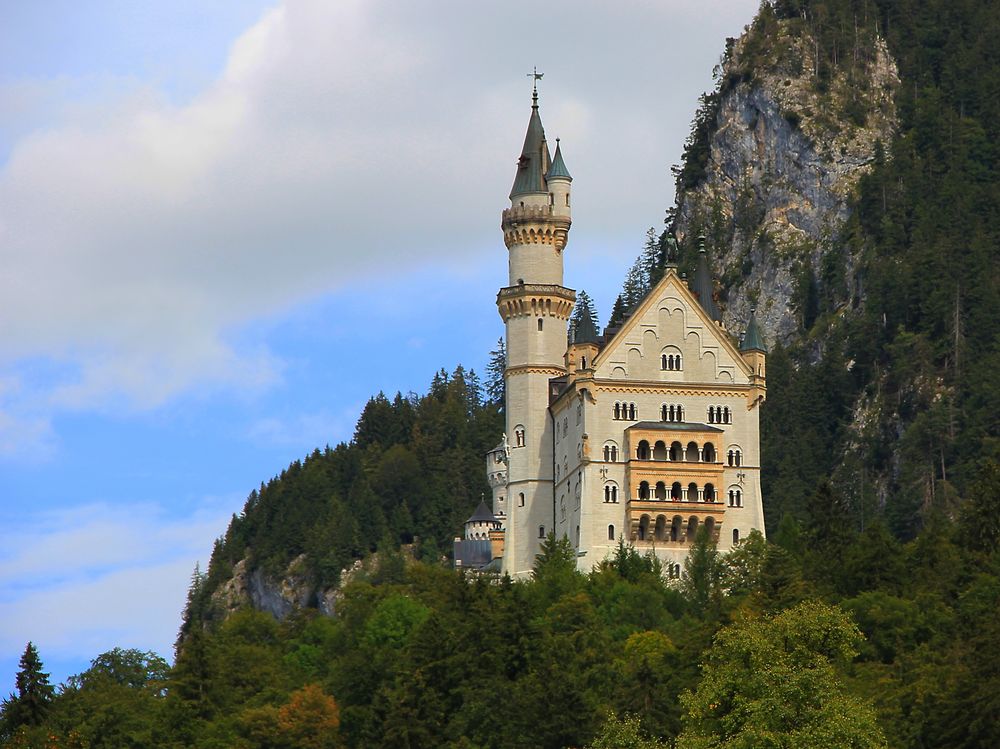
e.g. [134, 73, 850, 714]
[509, 90, 551, 199]
[572, 313, 599, 344]
[740, 309, 767, 353]
[466, 499, 497, 525]
[690, 235, 722, 322]
[546, 139, 572, 181]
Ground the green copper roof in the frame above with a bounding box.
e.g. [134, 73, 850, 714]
[572, 313, 599, 345]
[509, 94, 551, 199]
[740, 309, 767, 353]
[546, 139, 572, 181]
[690, 236, 722, 322]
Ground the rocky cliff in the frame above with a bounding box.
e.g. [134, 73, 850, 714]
[674, 15, 898, 347]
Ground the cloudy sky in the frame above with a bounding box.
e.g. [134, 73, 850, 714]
[0, 0, 759, 692]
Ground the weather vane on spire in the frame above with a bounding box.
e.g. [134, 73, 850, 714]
[527, 67, 543, 104]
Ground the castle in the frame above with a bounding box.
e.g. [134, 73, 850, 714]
[454, 86, 767, 577]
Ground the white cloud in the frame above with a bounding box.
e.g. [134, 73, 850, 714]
[0, 501, 232, 658]
[0, 0, 758, 440]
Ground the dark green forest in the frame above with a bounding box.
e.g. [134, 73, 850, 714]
[4, 0, 1000, 746]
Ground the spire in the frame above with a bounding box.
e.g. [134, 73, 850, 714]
[546, 138, 572, 181]
[510, 84, 551, 199]
[467, 499, 498, 524]
[572, 312, 599, 345]
[740, 308, 767, 353]
[690, 233, 722, 322]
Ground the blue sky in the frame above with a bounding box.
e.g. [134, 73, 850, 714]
[0, 0, 758, 694]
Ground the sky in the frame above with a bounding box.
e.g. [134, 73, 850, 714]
[0, 0, 760, 694]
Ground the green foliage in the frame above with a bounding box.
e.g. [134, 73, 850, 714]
[589, 712, 670, 748]
[676, 601, 887, 748]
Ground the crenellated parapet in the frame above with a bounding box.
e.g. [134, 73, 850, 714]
[497, 284, 576, 322]
[501, 205, 572, 251]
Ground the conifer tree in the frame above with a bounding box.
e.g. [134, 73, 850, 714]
[3, 642, 54, 731]
[485, 337, 506, 408]
[571, 290, 600, 336]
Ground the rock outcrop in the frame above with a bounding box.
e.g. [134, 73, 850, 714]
[675, 20, 899, 347]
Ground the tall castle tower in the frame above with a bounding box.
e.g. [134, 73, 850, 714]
[498, 85, 575, 577]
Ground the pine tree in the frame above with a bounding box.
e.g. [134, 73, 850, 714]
[485, 337, 506, 408]
[607, 295, 627, 329]
[571, 290, 600, 335]
[3, 642, 54, 730]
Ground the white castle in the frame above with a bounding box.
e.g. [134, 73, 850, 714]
[455, 87, 767, 577]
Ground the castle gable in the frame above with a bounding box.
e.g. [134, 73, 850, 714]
[594, 271, 752, 385]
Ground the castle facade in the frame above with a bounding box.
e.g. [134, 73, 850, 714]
[457, 89, 767, 577]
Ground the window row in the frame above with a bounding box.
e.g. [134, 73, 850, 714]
[707, 405, 732, 424]
[660, 404, 685, 422]
[661, 353, 683, 371]
[613, 520, 735, 552]
[636, 480, 722, 502]
[604, 485, 619, 503]
[727, 449, 742, 466]
[636, 439, 717, 462]
[636, 513, 717, 543]
[728, 489, 743, 507]
[613, 402, 637, 420]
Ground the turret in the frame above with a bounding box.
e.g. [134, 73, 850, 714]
[565, 311, 599, 376]
[690, 234, 723, 325]
[740, 308, 767, 404]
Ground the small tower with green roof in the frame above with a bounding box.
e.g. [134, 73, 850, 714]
[739, 308, 767, 404]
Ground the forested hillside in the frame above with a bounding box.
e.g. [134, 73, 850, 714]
[185, 365, 503, 628]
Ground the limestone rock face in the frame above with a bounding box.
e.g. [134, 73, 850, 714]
[675, 23, 899, 347]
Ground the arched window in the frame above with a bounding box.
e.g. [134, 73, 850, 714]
[661, 354, 668, 370]
[661, 404, 668, 421]
[735, 449, 742, 466]
[736, 490, 742, 507]
[688, 482, 698, 502]
[614, 402, 621, 420]
[723, 406, 731, 423]
[604, 445, 610, 461]
[733, 529, 740, 544]
[671, 515, 682, 541]
[608, 524, 615, 541]
[655, 515, 667, 541]
[538, 525, 545, 538]
[628, 403, 636, 420]
[675, 354, 682, 370]
[670, 441, 682, 461]
[727, 449, 734, 466]
[581, 356, 587, 369]
[655, 481, 667, 500]
[637, 440, 650, 460]
[604, 485, 611, 503]
[638, 515, 650, 541]
[515, 427, 525, 447]
[686, 441, 699, 462]
[671, 482, 682, 500]
[518, 493, 525, 507]
[687, 515, 699, 541]
[612, 485, 618, 502]
[611, 445, 618, 462]
[537, 318, 544, 331]
[704, 483, 715, 502]
[703, 443, 716, 462]
[708, 407, 715, 424]
[639, 481, 650, 500]
[653, 440, 667, 460]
